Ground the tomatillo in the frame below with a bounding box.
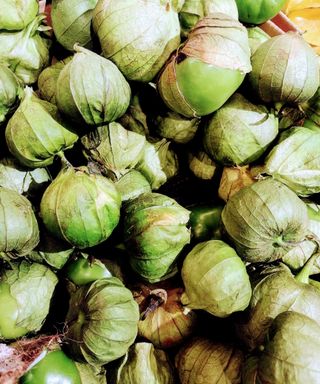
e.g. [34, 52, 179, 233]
[20, 350, 81, 384]
[235, 0, 287, 25]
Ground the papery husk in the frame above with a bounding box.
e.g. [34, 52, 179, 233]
[158, 14, 252, 117]
[236, 264, 320, 351]
[135, 138, 179, 190]
[218, 165, 256, 202]
[134, 283, 198, 348]
[264, 127, 320, 196]
[0, 187, 39, 258]
[283, 201, 320, 274]
[37, 56, 72, 104]
[109, 342, 175, 384]
[27, 225, 74, 270]
[51, 0, 98, 51]
[179, 0, 239, 37]
[247, 312, 320, 383]
[152, 111, 200, 144]
[0, 0, 39, 30]
[188, 150, 217, 180]
[302, 86, 320, 129]
[65, 277, 139, 366]
[93, 0, 181, 82]
[247, 26, 270, 55]
[0, 15, 50, 85]
[56, 45, 131, 125]
[115, 170, 151, 202]
[175, 337, 244, 384]
[180, 240, 252, 317]
[0, 156, 51, 197]
[221, 178, 309, 263]
[5, 87, 78, 168]
[249, 32, 320, 104]
[0, 65, 23, 124]
[0, 261, 58, 340]
[203, 93, 278, 166]
[123, 192, 190, 283]
[40, 165, 121, 249]
[81, 122, 146, 179]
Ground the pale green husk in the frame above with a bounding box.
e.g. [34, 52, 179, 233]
[0, 15, 50, 85]
[75, 362, 107, 384]
[56, 46, 131, 125]
[249, 32, 320, 104]
[237, 264, 320, 351]
[0, 187, 39, 258]
[221, 178, 309, 263]
[244, 312, 320, 384]
[51, 0, 98, 51]
[247, 26, 270, 55]
[123, 192, 190, 282]
[0, 157, 51, 196]
[93, 0, 181, 82]
[115, 170, 151, 202]
[0, 261, 57, 339]
[40, 166, 121, 249]
[176, 337, 244, 384]
[179, 0, 239, 37]
[264, 127, 320, 196]
[135, 138, 179, 190]
[109, 342, 174, 384]
[0, 0, 39, 30]
[65, 277, 139, 366]
[203, 93, 278, 166]
[37, 56, 72, 104]
[0, 65, 23, 124]
[81, 122, 146, 179]
[188, 150, 217, 180]
[5, 87, 78, 168]
[181, 240, 252, 317]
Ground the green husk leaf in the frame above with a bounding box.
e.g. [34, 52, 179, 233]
[181, 240, 252, 317]
[0, 0, 39, 30]
[115, 169, 151, 202]
[264, 127, 320, 196]
[93, 0, 181, 82]
[0, 15, 50, 84]
[56, 46, 131, 125]
[51, 0, 98, 51]
[65, 277, 139, 366]
[5, 87, 78, 168]
[0, 261, 57, 337]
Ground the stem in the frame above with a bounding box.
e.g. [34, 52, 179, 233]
[295, 251, 320, 284]
[140, 289, 167, 320]
[57, 151, 72, 168]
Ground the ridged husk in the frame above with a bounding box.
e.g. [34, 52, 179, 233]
[65, 277, 139, 366]
[0, 187, 39, 258]
[249, 32, 320, 104]
[221, 178, 309, 263]
[93, 0, 181, 82]
[40, 166, 121, 249]
[109, 342, 175, 384]
[0, 65, 23, 124]
[175, 337, 244, 384]
[264, 127, 320, 196]
[56, 46, 131, 125]
[51, 0, 98, 51]
[5, 87, 78, 168]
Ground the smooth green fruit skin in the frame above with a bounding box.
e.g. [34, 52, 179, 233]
[65, 257, 111, 285]
[176, 57, 245, 116]
[0, 282, 28, 339]
[235, 0, 287, 24]
[20, 350, 81, 384]
[189, 203, 224, 242]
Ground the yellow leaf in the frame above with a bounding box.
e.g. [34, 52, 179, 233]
[287, 8, 320, 47]
[283, 0, 320, 13]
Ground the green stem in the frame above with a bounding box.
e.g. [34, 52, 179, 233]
[57, 151, 72, 168]
[295, 251, 320, 284]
